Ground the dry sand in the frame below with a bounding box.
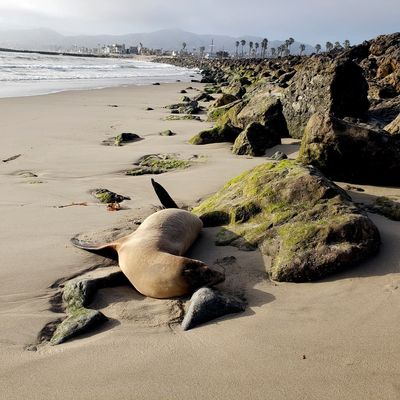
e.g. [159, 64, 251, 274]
[0, 83, 399, 399]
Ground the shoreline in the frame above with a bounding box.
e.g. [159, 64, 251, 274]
[1, 81, 400, 399]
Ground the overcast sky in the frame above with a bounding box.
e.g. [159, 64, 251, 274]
[0, 0, 398, 44]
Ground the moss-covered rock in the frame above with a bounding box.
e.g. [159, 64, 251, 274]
[126, 154, 191, 176]
[102, 133, 141, 146]
[232, 122, 281, 156]
[189, 123, 241, 145]
[159, 129, 176, 136]
[165, 115, 201, 121]
[114, 133, 140, 146]
[298, 112, 400, 186]
[212, 93, 238, 108]
[207, 100, 242, 122]
[236, 94, 289, 138]
[50, 280, 108, 345]
[193, 160, 380, 282]
[91, 189, 130, 204]
[368, 196, 400, 220]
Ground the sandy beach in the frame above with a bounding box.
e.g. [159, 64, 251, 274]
[1, 82, 400, 399]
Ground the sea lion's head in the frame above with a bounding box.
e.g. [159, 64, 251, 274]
[182, 258, 225, 291]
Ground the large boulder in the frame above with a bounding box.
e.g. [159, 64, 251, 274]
[193, 160, 380, 282]
[232, 122, 281, 156]
[282, 58, 370, 138]
[189, 123, 241, 145]
[236, 93, 289, 138]
[298, 112, 400, 186]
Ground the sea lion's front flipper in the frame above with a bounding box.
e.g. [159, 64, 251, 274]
[151, 178, 179, 209]
[71, 237, 118, 260]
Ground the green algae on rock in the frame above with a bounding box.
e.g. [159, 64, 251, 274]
[126, 154, 191, 176]
[189, 123, 241, 145]
[193, 160, 380, 282]
[91, 189, 130, 204]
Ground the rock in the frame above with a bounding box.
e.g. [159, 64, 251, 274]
[91, 189, 130, 204]
[193, 160, 380, 282]
[181, 287, 246, 331]
[113, 133, 140, 146]
[189, 123, 241, 145]
[152, 82, 160, 85]
[384, 114, 400, 135]
[159, 129, 176, 136]
[145, 107, 154, 111]
[232, 122, 281, 156]
[298, 112, 400, 186]
[367, 197, 400, 221]
[50, 280, 108, 345]
[282, 58, 369, 138]
[165, 115, 201, 121]
[194, 92, 215, 102]
[181, 96, 191, 102]
[212, 93, 238, 108]
[271, 151, 288, 161]
[236, 94, 289, 137]
[180, 89, 187, 94]
[125, 154, 191, 176]
[207, 100, 243, 123]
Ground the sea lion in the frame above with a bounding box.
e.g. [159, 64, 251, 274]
[72, 208, 225, 298]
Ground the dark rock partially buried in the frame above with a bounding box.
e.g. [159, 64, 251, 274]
[125, 154, 191, 176]
[193, 160, 380, 282]
[298, 112, 400, 186]
[181, 287, 246, 331]
[232, 122, 281, 156]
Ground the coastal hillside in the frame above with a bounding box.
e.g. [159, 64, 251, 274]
[0, 27, 313, 54]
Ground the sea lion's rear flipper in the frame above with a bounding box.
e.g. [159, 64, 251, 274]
[151, 178, 179, 209]
[70, 237, 118, 260]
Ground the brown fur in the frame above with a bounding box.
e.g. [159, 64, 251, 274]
[72, 209, 225, 298]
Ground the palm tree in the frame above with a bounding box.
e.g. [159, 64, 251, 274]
[325, 41, 333, 52]
[182, 42, 187, 53]
[287, 37, 295, 52]
[315, 44, 321, 54]
[299, 44, 306, 55]
[199, 46, 206, 57]
[334, 41, 343, 50]
[240, 40, 246, 57]
[271, 47, 276, 57]
[261, 38, 268, 58]
[235, 41, 240, 57]
[249, 41, 254, 57]
[343, 39, 350, 49]
[254, 42, 259, 57]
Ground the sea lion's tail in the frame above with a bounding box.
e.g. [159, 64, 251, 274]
[151, 179, 179, 209]
[70, 237, 119, 260]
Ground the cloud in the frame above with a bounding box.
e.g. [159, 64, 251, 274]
[0, 0, 398, 43]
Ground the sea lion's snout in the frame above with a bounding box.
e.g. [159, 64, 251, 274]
[183, 259, 225, 290]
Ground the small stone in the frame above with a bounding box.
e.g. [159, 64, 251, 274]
[180, 89, 187, 94]
[152, 82, 160, 86]
[182, 287, 246, 331]
[271, 151, 288, 161]
[159, 130, 176, 136]
[146, 107, 154, 111]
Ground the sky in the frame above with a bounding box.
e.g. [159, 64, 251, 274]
[0, 0, 399, 44]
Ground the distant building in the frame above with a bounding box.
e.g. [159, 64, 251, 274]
[128, 46, 139, 55]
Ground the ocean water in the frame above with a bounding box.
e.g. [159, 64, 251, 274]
[0, 51, 198, 98]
